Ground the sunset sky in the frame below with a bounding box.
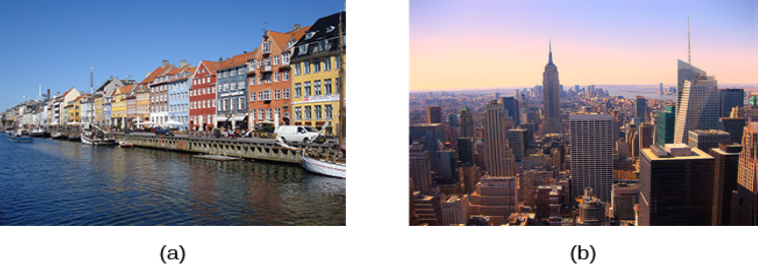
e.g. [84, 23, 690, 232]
[410, 0, 757, 91]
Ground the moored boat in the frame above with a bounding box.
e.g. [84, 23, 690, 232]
[118, 141, 133, 147]
[7, 130, 33, 143]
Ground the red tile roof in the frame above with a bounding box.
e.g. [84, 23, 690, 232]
[219, 50, 257, 70]
[198, 60, 221, 76]
[118, 84, 133, 95]
[139, 65, 173, 85]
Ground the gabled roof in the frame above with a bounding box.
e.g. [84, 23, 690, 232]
[118, 84, 133, 95]
[197, 60, 221, 76]
[73, 95, 85, 102]
[291, 12, 345, 60]
[140, 65, 174, 85]
[219, 50, 257, 70]
[61, 87, 77, 98]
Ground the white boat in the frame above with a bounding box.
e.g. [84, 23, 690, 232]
[81, 131, 117, 145]
[29, 128, 47, 138]
[300, 14, 347, 179]
[302, 148, 346, 178]
[118, 141, 133, 147]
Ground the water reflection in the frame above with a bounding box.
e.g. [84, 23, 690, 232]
[0, 136, 346, 225]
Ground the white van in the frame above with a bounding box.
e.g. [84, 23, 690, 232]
[274, 125, 324, 144]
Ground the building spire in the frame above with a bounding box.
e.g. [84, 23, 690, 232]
[549, 38, 553, 64]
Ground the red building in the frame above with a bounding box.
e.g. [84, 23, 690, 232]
[189, 60, 220, 130]
[247, 24, 310, 127]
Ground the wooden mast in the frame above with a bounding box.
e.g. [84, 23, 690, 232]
[338, 8, 345, 148]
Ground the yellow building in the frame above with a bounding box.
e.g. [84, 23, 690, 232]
[136, 86, 150, 123]
[110, 85, 131, 127]
[94, 95, 103, 126]
[66, 95, 84, 124]
[289, 12, 345, 137]
[59, 87, 81, 126]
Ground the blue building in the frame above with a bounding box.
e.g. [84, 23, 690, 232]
[216, 51, 255, 130]
[166, 63, 194, 130]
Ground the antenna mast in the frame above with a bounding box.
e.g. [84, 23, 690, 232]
[688, 16, 691, 64]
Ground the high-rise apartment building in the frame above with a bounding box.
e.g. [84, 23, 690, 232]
[410, 142, 433, 194]
[612, 183, 639, 221]
[709, 143, 741, 225]
[687, 129, 731, 153]
[719, 88, 744, 118]
[410, 123, 446, 177]
[674, 72, 719, 144]
[542, 40, 561, 134]
[635, 96, 647, 122]
[426, 106, 442, 124]
[720, 117, 745, 144]
[639, 144, 715, 225]
[459, 106, 474, 138]
[441, 194, 470, 225]
[484, 99, 516, 177]
[656, 105, 676, 145]
[570, 113, 613, 203]
[468, 176, 519, 225]
[732, 123, 758, 225]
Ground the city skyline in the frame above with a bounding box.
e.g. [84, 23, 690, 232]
[410, 0, 757, 91]
[0, 0, 344, 111]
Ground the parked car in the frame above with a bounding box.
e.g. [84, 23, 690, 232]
[274, 125, 326, 144]
[155, 128, 175, 136]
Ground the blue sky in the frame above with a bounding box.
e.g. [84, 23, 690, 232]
[0, 0, 344, 111]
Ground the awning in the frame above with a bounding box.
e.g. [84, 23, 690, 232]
[217, 116, 228, 122]
[234, 115, 246, 121]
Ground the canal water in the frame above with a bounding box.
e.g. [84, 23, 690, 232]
[0, 135, 345, 225]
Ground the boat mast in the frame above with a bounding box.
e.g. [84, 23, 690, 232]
[338, 7, 345, 148]
[90, 66, 93, 126]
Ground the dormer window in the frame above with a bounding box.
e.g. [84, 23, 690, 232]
[305, 31, 317, 40]
[298, 44, 307, 55]
[262, 41, 271, 54]
[326, 26, 335, 33]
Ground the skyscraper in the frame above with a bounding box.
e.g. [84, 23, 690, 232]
[441, 194, 470, 225]
[542, 40, 561, 134]
[720, 117, 745, 144]
[719, 88, 744, 118]
[635, 96, 648, 122]
[410, 142, 433, 194]
[468, 176, 519, 225]
[656, 105, 676, 145]
[674, 75, 719, 144]
[501, 96, 519, 125]
[732, 123, 758, 225]
[507, 128, 527, 162]
[709, 143, 741, 225]
[484, 99, 516, 177]
[639, 144, 715, 225]
[459, 106, 474, 138]
[676, 59, 706, 110]
[426, 106, 442, 124]
[569, 113, 613, 203]
[410, 123, 446, 177]
[687, 129, 731, 153]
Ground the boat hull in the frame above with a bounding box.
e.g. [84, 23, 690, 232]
[81, 134, 117, 146]
[302, 152, 346, 178]
[7, 136, 33, 143]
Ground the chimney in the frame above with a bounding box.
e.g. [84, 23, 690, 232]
[110, 75, 113, 80]
[180, 60, 187, 67]
[219, 57, 223, 62]
[162, 60, 169, 67]
[146, 72, 151, 78]
[47, 89, 50, 100]
[293, 24, 301, 31]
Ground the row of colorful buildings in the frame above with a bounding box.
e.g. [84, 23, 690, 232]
[2, 12, 346, 136]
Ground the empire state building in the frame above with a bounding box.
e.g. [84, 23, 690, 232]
[542, 40, 561, 134]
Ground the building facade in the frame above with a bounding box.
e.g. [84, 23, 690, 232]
[569, 113, 613, 203]
[484, 99, 516, 177]
[216, 52, 254, 130]
[189, 60, 220, 130]
[542, 40, 561, 134]
[674, 72, 719, 144]
[290, 12, 345, 137]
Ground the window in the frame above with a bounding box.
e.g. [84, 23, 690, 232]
[238, 68, 244, 75]
[265, 73, 271, 83]
[224, 83, 230, 91]
[295, 83, 302, 98]
[282, 52, 290, 65]
[265, 58, 271, 67]
[325, 79, 332, 95]
[295, 107, 302, 120]
[250, 92, 256, 102]
[304, 106, 311, 120]
[294, 62, 301, 76]
[266, 108, 272, 120]
[258, 109, 264, 120]
[249, 77, 254, 86]
[274, 72, 280, 82]
[212, 100, 216, 107]
[273, 55, 280, 65]
[212, 86, 216, 93]
[283, 88, 290, 99]
[274, 90, 281, 100]
[257, 59, 263, 68]
[314, 80, 321, 96]
[248, 61, 254, 71]
[258, 90, 271, 101]
[223, 99, 228, 111]
[262, 41, 270, 54]
[304, 60, 311, 74]
[230, 69, 236, 77]
[313, 58, 320, 72]
[239, 97, 245, 110]
[315, 105, 322, 120]
[231, 98, 236, 111]
[283, 71, 289, 81]
[275, 108, 281, 120]
[324, 56, 332, 71]
[298, 44, 307, 55]
[325, 104, 333, 119]
[238, 80, 244, 89]
[257, 75, 263, 85]
[304, 82, 311, 97]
